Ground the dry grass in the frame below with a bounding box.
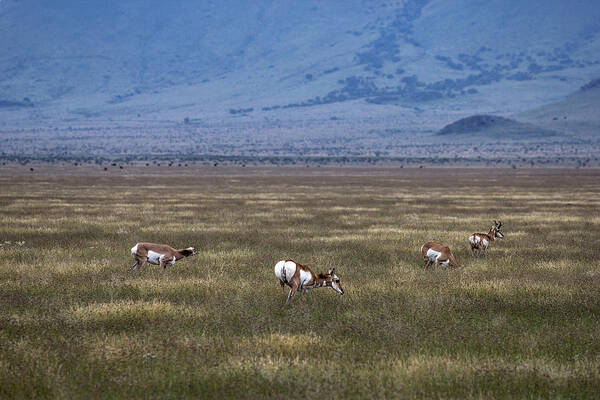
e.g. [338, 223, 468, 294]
[1, 167, 599, 399]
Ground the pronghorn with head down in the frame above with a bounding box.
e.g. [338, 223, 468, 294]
[421, 241, 460, 268]
[469, 220, 504, 257]
[274, 259, 344, 303]
[130, 242, 196, 271]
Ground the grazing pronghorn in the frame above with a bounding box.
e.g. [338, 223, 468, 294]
[130, 242, 196, 270]
[421, 241, 460, 268]
[274, 259, 344, 303]
[469, 220, 504, 257]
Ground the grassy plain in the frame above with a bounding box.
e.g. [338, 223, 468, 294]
[0, 166, 599, 399]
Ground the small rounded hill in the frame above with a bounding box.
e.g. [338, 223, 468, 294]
[437, 114, 557, 139]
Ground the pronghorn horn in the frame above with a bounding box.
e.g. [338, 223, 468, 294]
[498, 221, 502, 228]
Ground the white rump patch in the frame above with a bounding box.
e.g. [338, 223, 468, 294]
[274, 260, 297, 284]
[131, 243, 139, 256]
[283, 261, 298, 282]
[274, 260, 286, 281]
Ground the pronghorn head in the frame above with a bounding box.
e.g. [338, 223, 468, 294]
[493, 220, 504, 239]
[328, 268, 344, 295]
[182, 247, 196, 257]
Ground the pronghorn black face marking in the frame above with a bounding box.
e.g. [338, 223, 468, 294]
[493, 220, 504, 239]
[329, 268, 344, 295]
[181, 247, 197, 257]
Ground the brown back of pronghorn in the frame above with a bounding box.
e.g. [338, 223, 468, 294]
[421, 241, 460, 268]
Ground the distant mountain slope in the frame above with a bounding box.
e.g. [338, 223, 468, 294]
[517, 78, 600, 136]
[0, 0, 599, 126]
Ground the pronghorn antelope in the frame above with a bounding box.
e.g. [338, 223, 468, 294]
[469, 220, 504, 257]
[274, 259, 344, 303]
[421, 241, 460, 268]
[130, 242, 196, 271]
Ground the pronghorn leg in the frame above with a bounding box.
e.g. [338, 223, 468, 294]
[130, 260, 139, 271]
[137, 257, 147, 271]
[286, 282, 298, 304]
[423, 257, 430, 268]
[286, 288, 294, 303]
[279, 280, 285, 292]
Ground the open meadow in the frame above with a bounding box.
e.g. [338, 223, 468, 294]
[0, 166, 599, 399]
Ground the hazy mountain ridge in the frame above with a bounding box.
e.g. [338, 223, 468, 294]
[1, 0, 599, 125]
